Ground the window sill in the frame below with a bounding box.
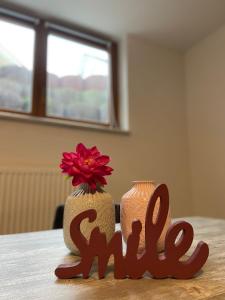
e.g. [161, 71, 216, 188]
[0, 111, 130, 135]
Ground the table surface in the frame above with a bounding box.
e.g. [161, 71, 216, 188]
[0, 217, 225, 300]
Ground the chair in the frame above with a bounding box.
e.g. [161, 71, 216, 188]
[53, 203, 120, 229]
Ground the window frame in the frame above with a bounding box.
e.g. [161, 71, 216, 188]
[0, 4, 119, 128]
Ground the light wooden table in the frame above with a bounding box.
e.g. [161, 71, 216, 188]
[0, 217, 225, 300]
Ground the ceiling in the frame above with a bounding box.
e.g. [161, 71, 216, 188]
[3, 0, 225, 49]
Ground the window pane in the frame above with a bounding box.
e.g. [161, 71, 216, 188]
[0, 19, 35, 112]
[46, 34, 110, 124]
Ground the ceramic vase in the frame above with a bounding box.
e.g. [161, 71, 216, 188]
[63, 184, 115, 255]
[120, 180, 171, 253]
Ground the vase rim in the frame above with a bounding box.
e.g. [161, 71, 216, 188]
[132, 180, 155, 184]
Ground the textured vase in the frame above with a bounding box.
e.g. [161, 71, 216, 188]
[120, 181, 171, 253]
[63, 185, 115, 255]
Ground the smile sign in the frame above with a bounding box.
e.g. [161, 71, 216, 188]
[55, 184, 209, 280]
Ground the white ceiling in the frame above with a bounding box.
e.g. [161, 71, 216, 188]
[3, 0, 225, 49]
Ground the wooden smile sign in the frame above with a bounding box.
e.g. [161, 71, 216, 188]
[55, 184, 209, 280]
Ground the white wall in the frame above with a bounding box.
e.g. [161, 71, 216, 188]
[0, 35, 192, 217]
[185, 24, 225, 218]
[128, 36, 191, 216]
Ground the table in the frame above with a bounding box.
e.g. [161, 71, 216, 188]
[0, 217, 225, 300]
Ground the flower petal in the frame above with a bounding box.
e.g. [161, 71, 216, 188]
[62, 152, 72, 160]
[90, 146, 100, 157]
[76, 143, 89, 157]
[96, 155, 110, 166]
[72, 175, 84, 186]
[96, 176, 107, 185]
[88, 180, 97, 190]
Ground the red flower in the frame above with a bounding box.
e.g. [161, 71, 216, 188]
[60, 143, 113, 190]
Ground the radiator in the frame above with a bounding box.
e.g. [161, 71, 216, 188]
[0, 168, 73, 234]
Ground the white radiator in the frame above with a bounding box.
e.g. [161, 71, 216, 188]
[0, 168, 73, 234]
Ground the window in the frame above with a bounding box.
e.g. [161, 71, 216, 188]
[0, 19, 35, 113]
[0, 6, 118, 127]
[47, 34, 110, 124]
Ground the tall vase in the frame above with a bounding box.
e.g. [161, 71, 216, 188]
[63, 184, 115, 255]
[120, 181, 171, 253]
